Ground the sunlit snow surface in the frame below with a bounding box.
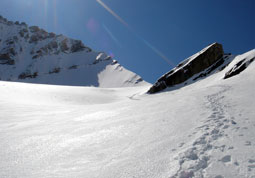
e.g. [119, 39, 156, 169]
[0, 50, 255, 178]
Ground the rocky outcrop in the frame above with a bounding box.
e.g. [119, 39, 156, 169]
[0, 53, 15, 65]
[224, 57, 254, 79]
[148, 43, 224, 94]
[71, 40, 85, 53]
[18, 72, 38, 79]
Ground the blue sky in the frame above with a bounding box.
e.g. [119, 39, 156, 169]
[0, 0, 254, 83]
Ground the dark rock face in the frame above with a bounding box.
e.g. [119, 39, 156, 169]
[0, 53, 15, 65]
[148, 43, 224, 94]
[224, 57, 254, 79]
[18, 72, 38, 79]
[49, 67, 61, 74]
[193, 55, 231, 81]
[29, 26, 40, 33]
[71, 40, 86, 53]
[60, 39, 69, 52]
[29, 35, 39, 43]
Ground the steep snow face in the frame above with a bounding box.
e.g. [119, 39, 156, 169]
[0, 50, 254, 178]
[0, 16, 146, 87]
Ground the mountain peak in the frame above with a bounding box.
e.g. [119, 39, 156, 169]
[0, 15, 147, 87]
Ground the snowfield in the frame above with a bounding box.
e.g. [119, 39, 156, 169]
[0, 50, 255, 178]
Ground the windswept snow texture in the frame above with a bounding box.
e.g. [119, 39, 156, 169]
[0, 17, 146, 87]
[0, 50, 254, 178]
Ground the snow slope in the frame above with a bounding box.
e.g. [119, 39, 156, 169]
[0, 49, 254, 178]
[0, 16, 146, 87]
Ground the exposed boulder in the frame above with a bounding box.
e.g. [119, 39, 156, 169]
[0, 53, 15, 65]
[148, 43, 224, 94]
[29, 26, 40, 33]
[19, 30, 25, 37]
[24, 34, 30, 40]
[60, 39, 69, 52]
[49, 41, 58, 49]
[49, 67, 61, 74]
[48, 32, 56, 38]
[8, 48, 17, 56]
[18, 72, 38, 79]
[68, 65, 78, 69]
[0, 54, 11, 61]
[29, 35, 39, 43]
[7, 21, 14, 26]
[20, 22, 27, 27]
[71, 40, 86, 53]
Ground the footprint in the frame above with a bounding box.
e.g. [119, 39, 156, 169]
[234, 161, 239, 166]
[218, 115, 225, 119]
[223, 119, 229, 123]
[179, 143, 185, 147]
[211, 129, 220, 135]
[248, 165, 255, 169]
[202, 144, 213, 151]
[179, 170, 194, 178]
[217, 123, 224, 127]
[228, 146, 234, 150]
[220, 155, 231, 163]
[231, 120, 237, 125]
[249, 159, 255, 163]
[211, 133, 223, 140]
[184, 148, 198, 160]
[223, 125, 229, 129]
[204, 127, 210, 131]
[212, 108, 218, 111]
[215, 175, 224, 178]
[235, 127, 240, 130]
[245, 141, 252, 146]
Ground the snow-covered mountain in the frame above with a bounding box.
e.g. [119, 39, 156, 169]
[1, 15, 255, 178]
[0, 16, 146, 87]
[0, 48, 255, 177]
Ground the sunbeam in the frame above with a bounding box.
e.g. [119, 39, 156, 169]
[43, 0, 48, 28]
[96, 0, 130, 29]
[96, 0, 175, 67]
[102, 23, 122, 48]
[53, 0, 57, 31]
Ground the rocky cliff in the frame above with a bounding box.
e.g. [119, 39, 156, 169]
[148, 43, 225, 93]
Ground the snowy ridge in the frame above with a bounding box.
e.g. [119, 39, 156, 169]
[0, 16, 147, 87]
[170, 42, 218, 75]
[148, 43, 224, 93]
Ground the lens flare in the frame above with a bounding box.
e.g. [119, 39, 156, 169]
[53, 0, 57, 31]
[102, 24, 122, 48]
[96, 0, 175, 67]
[86, 18, 100, 35]
[43, 0, 48, 28]
[96, 0, 130, 29]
